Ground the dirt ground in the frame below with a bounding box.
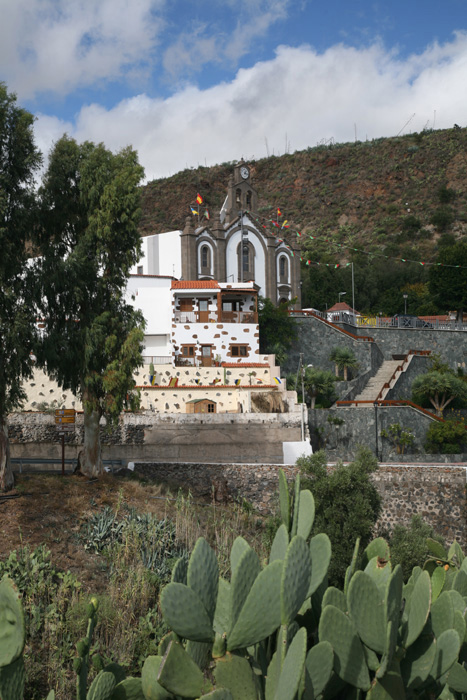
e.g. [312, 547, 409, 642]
[0, 470, 201, 591]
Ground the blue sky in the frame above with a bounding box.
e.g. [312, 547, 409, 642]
[2, 0, 467, 181]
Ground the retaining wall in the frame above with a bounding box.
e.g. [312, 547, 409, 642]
[134, 461, 467, 547]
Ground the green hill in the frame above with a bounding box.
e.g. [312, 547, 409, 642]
[140, 127, 467, 314]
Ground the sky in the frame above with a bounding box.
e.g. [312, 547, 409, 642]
[2, 0, 467, 182]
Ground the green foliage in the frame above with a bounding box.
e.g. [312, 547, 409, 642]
[258, 296, 297, 360]
[412, 371, 467, 416]
[380, 422, 415, 454]
[80, 507, 188, 580]
[5, 476, 467, 698]
[438, 185, 457, 204]
[385, 515, 444, 580]
[298, 448, 381, 586]
[425, 419, 467, 454]
[37, 136, 146, 474]
[328, 346, 359, 380]
[430, 207, 454, 231]
[429, 241, 467, 320]
[0, 84, 43, 490]
[303, 367, 337, 408]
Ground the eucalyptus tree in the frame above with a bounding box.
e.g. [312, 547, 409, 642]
[0, 84, 42, 491]
[37, 136, 145, 477]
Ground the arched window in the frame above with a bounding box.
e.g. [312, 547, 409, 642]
[237, 241, 255, 281]
[201, 245, 210, 270]
[236, 189, 241, 207]
[246, 190, 252, 208]
[279, 255, 289, 283]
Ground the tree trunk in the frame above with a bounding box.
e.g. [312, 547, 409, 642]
[343, 366, 348, 381]
[0, 415, 14, 492]
[81, 390, 103, 477]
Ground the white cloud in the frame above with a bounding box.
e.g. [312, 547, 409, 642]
[34, 33, 467, 182]
[0, 0, 166, 99]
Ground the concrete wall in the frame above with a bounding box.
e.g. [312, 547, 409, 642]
[133, 461, 467, 547]
[8, 411, 303, 465]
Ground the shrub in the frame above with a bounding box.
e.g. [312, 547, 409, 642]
[385, 514, 444, 580]
[297, 447, 381, 586]
[425, 419, 467, 453]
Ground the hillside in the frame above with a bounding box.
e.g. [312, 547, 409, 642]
[140, 127, 467, 313]
[140, 127, 467, 258]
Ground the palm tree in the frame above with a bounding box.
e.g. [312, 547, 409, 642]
[329, 347, 359, 381]
[303, 368, 337, 409]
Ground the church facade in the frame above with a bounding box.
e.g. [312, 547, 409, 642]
[135, 162, 301, 306]
[180, 162, 302, 306]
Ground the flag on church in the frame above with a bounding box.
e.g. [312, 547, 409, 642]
[256, 379, 263, 384]
[277, 208, 282, 217]
[274, 377, 282, 385]
[196, 193, 203, 204]
[204, 209, 210, 220]
[194, 378, 200, 385]
[190, 206, 199, 216]
[213, 378, 221, 385]
[281, 220, 289, 229]
[234, 378, 241, 386]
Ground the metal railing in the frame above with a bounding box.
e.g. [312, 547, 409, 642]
[289, 309, 467, 331]
[142, 355, 172, 365]
[174, 311, 258, 324]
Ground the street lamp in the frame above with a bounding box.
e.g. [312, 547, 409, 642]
[403, 293, 408, 314]
[338, 291, 346, 304]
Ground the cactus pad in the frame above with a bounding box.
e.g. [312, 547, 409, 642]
[401, 634, 436, 691]
[199, 690, 233, 699]
[296, 490, 315, 541]
[269, 524, 289, 563]
[213, 578, 231, 635]
[230, 547, 261, 631]
[213, 652, 257, 700]
[431, 630, 460, 680]
[157, 641, 208, 698]
[187, 538, 219, 623]
[431, 565, 446, 602]
[87, 670, 117, 700]
[360, 538, 390, 569]
[273, 627, 307, 700]
[278, 469, 290, 530]
[160, 583, 214, 642]
[281, 536, 311, 625]
[0, 655, 25, 700]
[141, 656, 172, 700]
[319, 604, 371, 691]
[447, 662, 467, 694]
[227, 560, 283, 650]
[348, 571, 386, 654]
[230, 537, 251, 575]
[404, 570, 431, 648]
[307, 533, 331, 597]
[0, 576, 25, 667]
[322, 587, 347, 613]
[431, 592, 454, 639]
[304, 640, 334, 699]
[171, 557, 187, 585]
[111, 677, 145, 699]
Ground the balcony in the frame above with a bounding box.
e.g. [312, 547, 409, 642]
[174, 311, 257, 324]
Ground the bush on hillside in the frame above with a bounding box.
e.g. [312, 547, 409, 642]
[297, 447, 381, 586]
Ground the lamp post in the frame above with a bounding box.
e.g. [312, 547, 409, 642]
[403, 293, 408, 314]
[338, 291, 346, 304]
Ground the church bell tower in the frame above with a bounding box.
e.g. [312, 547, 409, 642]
[224, 162, 258, 224]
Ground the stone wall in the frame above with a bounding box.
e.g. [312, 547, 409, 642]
[134, 461, 467, 547]
[307, 404, 462, 461]
[8, 411, 304, 465]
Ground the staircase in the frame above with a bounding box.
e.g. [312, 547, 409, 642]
[353, 360, 402, 402]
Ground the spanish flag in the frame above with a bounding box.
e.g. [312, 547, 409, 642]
[277, 208, 282, 217]
[196, 193, 203, 204]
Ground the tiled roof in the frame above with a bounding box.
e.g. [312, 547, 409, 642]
[327, 301, 356, 313]
[171, 280, 220, 289]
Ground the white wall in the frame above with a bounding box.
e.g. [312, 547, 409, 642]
[225, 216, 266, 294]
[130, 231, 182, 277]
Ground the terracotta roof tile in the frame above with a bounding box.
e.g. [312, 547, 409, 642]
[222, 363, 270, 368]
[171, 280, 220, 289]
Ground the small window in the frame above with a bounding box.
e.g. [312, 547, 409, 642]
[199, 299, 208, 311]
[182, 345, 195, 356]
[231, 345, 248, 357]
[137, 265, 143, 275]
[246, 190, 252, 207]
[207, 403, 215, 413]
[201, 245, 210, 270]
[236, 188, 241, 206]
[201, 345, 212, 357]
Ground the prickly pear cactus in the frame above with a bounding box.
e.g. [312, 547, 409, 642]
[0, 576, 26, 700]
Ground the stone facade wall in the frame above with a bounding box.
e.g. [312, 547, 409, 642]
[134, 461, 467, 547]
